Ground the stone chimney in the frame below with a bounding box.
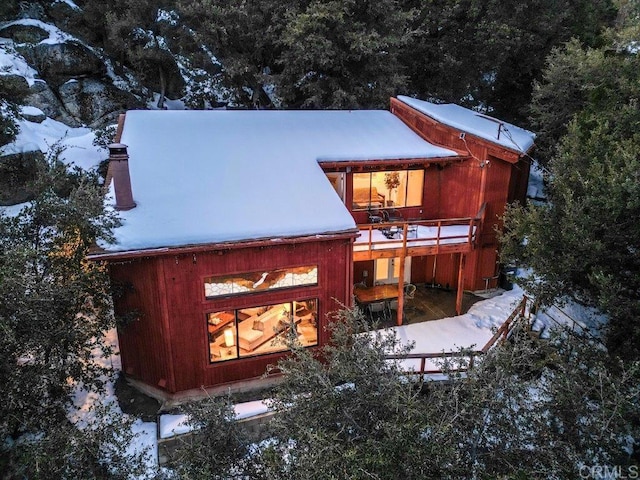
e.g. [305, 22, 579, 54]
[108, 143, 136, 210]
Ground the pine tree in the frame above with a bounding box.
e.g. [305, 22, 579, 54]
[501, 12, 640, 358]
[176, 0, 288, 108]
[174, 305, 640, 479]
[276, 0, 416, 109]
[404, 0, 615, 125]
[0, 145, 141, 476]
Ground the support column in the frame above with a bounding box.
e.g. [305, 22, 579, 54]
[397, 224, 409, 326]
[456, 253, 466, 315]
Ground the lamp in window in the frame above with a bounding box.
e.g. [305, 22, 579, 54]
[224, 328, 235, 348]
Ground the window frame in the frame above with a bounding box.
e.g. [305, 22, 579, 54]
[204, 265, 318, 300]
[206, 298, 319, 364]
[351, 168, 424, 211]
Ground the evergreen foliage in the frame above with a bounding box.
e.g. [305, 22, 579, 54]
[0, 145, 141, 477]
[174, 306, 640, 479]
[173, 395, 255, 480]
[403, 0, 616, 124]
[176, 0, 287, 108]
[61, 0, 616, 113]
[253, 307, 451, 479]
[501, 12, 640, 359]
[276, 0, 415, 109]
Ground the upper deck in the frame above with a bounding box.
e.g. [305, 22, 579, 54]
[353, 204, 485, 261]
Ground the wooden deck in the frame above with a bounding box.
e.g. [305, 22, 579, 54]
[352, 206, 485, 261]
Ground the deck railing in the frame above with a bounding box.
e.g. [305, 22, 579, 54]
[354, 203, 486, 256]
[385, 294, 532, 381]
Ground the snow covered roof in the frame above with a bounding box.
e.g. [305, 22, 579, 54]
[104, 109, 458, 253]
[397, 96, 536, 154]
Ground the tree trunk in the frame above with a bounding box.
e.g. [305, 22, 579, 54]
[157, 64, 166, 109]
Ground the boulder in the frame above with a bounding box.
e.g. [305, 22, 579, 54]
[0, 24, 49, 44]
[0, 150, 43, 205]
[19, 106, 46, 123]
[18, 41, 106, 87]
[0, 74, 31, 100]
[23, 80, 82, 127]
[58, 78, 142, 127]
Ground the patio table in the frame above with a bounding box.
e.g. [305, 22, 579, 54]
[354, 284, 399, 304]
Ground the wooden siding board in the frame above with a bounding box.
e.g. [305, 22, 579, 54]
[479, 158, 512, 246]
[437, 162, 482, 218]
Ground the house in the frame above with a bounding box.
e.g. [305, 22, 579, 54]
[89, 96, 535, 399]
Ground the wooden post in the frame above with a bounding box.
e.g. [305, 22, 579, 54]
[396, 223, 409, 326]
[455, 253, 465, 315]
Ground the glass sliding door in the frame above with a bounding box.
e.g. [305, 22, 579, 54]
[352, 169, 424, 210]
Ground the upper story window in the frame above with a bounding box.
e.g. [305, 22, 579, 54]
[352, 170, 424, 211]
[204, 265, 318, 299]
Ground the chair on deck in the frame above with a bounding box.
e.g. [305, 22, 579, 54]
[387, 298, 399, 318]
[381, 225, 400, 239]
[367, 301, 387, 322]
[368, 211, 383, 224]
[386, 208, 403, 222]
[404, 283, 417, 299]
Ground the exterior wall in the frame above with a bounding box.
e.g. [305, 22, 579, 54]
[424, 160, 483, 219]
[109, 236, 353, 394]
[353, 259, 375, 287]
[109, 257, 175, 391]
[389, 97, 531, 292]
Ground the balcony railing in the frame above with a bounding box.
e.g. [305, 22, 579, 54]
[385, 294, 531, 381]
[353, 203, 486, 259]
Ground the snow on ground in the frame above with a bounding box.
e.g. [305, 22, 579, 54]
[1, 18, 77, 45]
[0, 38, 40, 86]
[0, 116, 106, 171]
[399, 286, 525, 353]
[527, 160, 546, 200]
[70, 328, 159, 476]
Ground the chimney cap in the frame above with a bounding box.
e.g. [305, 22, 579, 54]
[108, 143, 129, 156]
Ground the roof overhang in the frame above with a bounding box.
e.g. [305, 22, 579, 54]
[318, 155, 470, 172]
[88, 229, 359, 262]
[390, 97, 535, 164]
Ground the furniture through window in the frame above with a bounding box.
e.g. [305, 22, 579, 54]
[208, 299, 318, 363]
[352, 169, 424, 211]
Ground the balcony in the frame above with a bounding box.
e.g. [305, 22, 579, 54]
[353, 204, 486, 261]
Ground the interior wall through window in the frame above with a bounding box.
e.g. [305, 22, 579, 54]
[352, 169, 424, 210]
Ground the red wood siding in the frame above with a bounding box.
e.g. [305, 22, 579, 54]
[389, 98, 523, 164]
[428, 161, 483, 219]
[354, 260, 375, 287]
[479, 157, 512, 245]
[109, 257, 174, 390]
[109, 237, 353, 394]
[509, 159, 530, 205]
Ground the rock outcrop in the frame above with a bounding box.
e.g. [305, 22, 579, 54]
[58, 78, 140, 127]
[1, 21, 142, 128]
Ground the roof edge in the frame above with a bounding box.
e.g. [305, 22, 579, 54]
[88, 229, 359, 262]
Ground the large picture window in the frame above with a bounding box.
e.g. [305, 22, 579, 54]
[207, 299, 318, 363]
[352, 169, 424, 210]
[204, 265, 318, 299]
